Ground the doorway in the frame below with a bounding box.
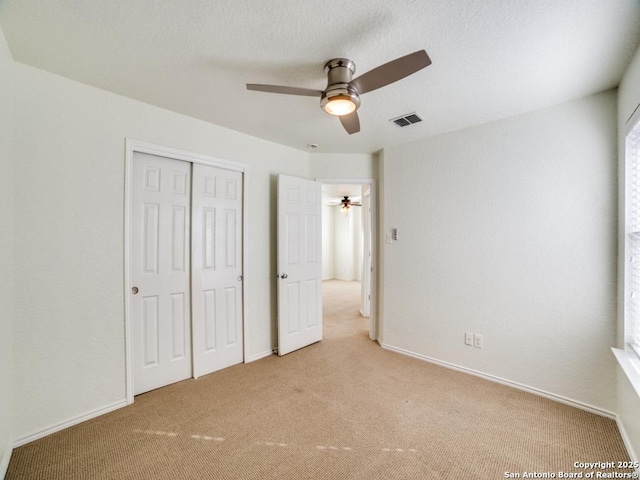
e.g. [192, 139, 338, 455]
[319, 179, 376, 340]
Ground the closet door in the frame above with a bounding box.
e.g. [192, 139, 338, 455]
[191, 164, 244, 377]
[131, 153, 192, 395]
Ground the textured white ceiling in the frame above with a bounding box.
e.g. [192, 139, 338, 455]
[1, 0, 639, 154]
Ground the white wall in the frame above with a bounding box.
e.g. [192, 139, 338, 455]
[11, 63, 310, 443]
[309, 153, 376, 180]
[380, 91, 618, 414]
[322, 204, 335, 280]
[322, 203, 363, 282]
[617, 43, 640, 462]
[332, 206, 363, 281]
[0, 25, 14, 478]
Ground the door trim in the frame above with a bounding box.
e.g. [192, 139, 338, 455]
[124, 139, 249, 404]
[315, 178, 378, 341]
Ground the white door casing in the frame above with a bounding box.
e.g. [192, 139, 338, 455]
[191, 163, 244, 377]
[316, 177, 377, 341]
[131, 153, 192, 395]
[361, 185, 372, 318]
[277, 174, 323, 356]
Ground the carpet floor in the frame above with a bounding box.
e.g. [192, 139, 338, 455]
[6, 280, 633, 479]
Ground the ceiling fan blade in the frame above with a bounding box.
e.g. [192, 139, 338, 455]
[350, 50, 431, 95]
[246, 84, 322, 97]
[339, 111, 360, 135]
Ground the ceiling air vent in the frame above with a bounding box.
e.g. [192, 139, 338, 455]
[390, 112, 423, 128]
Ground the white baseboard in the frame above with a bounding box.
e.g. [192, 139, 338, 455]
[13, 399, 128, 448]
[616, 416, 640, 475]
[1, 436, 12, 480]
[245, 349, 274, 363]
[380, 342, 616, 419]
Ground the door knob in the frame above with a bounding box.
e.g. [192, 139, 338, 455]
[237, 275, 243, 282]
[132, 286, 139, 295]
[280, 273, 288, 279]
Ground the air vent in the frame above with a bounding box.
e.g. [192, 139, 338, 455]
[390, 112, 423, 128]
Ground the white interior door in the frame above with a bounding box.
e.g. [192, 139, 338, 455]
[132, 153, 192, 395]
[191, 163, 244, 377]
[277, 174, 322, 356]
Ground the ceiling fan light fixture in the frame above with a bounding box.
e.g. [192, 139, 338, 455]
[320, 85, 360, 116]
[324, 96, 357, 116]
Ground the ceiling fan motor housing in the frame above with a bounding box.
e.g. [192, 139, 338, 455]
[324, 58, 356, 84]
[320, 58, 361, 113]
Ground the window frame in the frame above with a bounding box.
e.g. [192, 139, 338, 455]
[624, 112, 640, 363]
[617, 107, 640, 399]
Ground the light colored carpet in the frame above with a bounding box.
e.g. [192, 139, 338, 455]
[7, 280, 632, 479]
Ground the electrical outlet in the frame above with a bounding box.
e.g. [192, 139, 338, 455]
[464, 332, 473, 346]
[473, 334, 483, 349]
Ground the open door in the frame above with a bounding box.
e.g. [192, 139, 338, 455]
[277, 174, 323, 356]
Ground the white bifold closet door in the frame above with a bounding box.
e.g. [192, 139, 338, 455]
[131, 153, 243, 395]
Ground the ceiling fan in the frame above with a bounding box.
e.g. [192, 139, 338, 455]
[329, 196, 362, 214]
[246, 50, 431, 135]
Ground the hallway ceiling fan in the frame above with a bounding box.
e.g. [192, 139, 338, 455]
[329, 196, 362, 214]
[246, 50, 432, 135]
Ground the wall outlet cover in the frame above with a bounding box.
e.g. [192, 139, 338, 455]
[464, 332, 473, 346]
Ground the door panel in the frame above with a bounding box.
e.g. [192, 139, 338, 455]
[191, 164, 244, 377]
[132, 153, 192, 395]
[277, 174, 322, 356]
[170, 293, 186, 359]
